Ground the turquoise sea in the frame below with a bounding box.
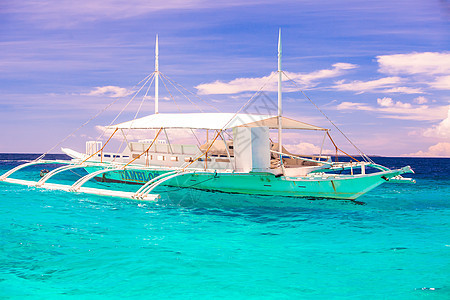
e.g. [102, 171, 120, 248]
[0, 155, 449, 299]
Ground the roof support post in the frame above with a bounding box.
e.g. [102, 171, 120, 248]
[319, 130, 327, 159]
[219, 131, 234, 170]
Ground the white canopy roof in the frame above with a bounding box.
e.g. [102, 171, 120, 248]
[107, 113, 327, 131]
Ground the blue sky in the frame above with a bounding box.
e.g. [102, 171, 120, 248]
[1, 0, 449, 156]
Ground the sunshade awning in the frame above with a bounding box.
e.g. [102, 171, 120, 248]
[107, 113, 328, 131]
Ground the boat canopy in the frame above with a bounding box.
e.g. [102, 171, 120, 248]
[107, 113, 328, 131]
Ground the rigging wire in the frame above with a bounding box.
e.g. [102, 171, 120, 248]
[223, 130, 233, 140]
[133, 73, 155, 120]
[160, 72, 222, 112]
[33, 73, 154, 162]
[91, 73, 155, 162]
[282, 71, 374, 163]
[105, 73, 155, 129]
[113, 73, 156, 162]
[190, 129, 202, 147]
[160, 74, 182, 112]
[159, 72, 204, 112]
[160, 75, 202, 146]
[223, 71, 277, 123]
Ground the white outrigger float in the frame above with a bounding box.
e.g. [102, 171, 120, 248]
[1, 32, 414, 202]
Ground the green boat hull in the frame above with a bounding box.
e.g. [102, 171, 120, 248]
[85, 166, 407, 200]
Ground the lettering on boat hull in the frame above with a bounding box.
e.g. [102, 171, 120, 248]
[119, 170, 158, 183]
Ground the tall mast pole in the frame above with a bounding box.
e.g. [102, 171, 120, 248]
[155, 35, 159, 114]
[277, 29, 282, 154]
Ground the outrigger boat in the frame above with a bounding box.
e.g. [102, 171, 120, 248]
[0, 32, 415, 202]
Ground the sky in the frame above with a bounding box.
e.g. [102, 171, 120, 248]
[0, 0, 449, 156]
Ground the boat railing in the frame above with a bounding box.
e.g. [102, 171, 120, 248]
[91, 150, 233, 171]
[270, 150, 332, 167]
[129, 142, 199, 155]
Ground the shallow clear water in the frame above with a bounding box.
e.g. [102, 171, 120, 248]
[1, 155, 449, 299]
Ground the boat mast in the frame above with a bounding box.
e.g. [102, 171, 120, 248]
[155, 35, 159, 114]
[277, 29, 282, 154]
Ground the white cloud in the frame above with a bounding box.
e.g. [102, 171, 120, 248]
[286, 63, 358, 86]
[331, 63, 356, 70]
[413, 96, 428, 104]
[407, 142, 450, 157]
[336, 101, 372, 111]
[377, 52, 450, 75]
[84, 86, 130, 98]
[285, 142, 330, 155]
[143, 95, 172, 101]
[423, 108, 450, 139]
[377, 97, 411, 108]
[428, 75, 450, 90]
[196, 72, 277, 95]
[376, 97, 393, 107]
[375, 52, 450, 92]
[195, 63, 357, 95]
[336, 99, 449, 121]
[382, 87, 424, 94]
[332, 77, 422, 94]
[333, 52, 450, 94]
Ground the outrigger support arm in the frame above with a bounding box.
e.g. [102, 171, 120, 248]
[36, 164, 87, 187]
[70, 167, 122, 191]
[0, 160, 56, 181]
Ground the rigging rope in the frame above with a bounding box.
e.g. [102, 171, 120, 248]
[82, 128, 118, 163]
[326, 132, 360, 162]
[123, 127, 163, 168]
[182, 129, 223, 171]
